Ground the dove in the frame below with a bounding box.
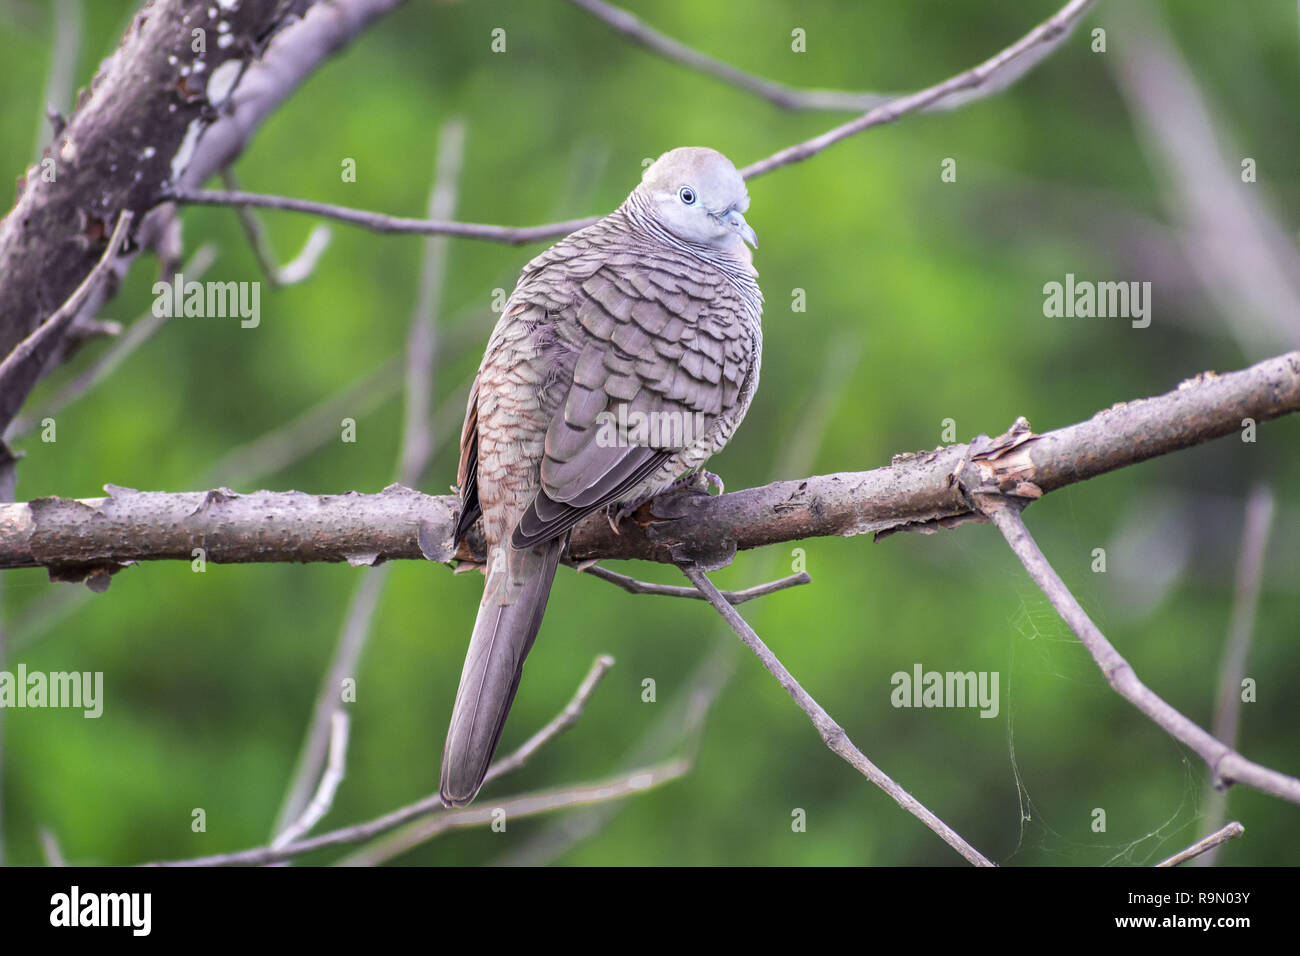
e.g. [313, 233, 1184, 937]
[440, 146, 762, 807]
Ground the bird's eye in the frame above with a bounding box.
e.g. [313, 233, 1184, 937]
[678, 186, 696, 205]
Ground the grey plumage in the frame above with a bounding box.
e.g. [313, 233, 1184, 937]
[441, 147, 763, 807]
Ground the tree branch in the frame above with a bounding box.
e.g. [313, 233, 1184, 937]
[738, 0, 1097, 179]
[1156, 821, 1245, 868]
[162, 0, 1095, 244]
[3, 351, 1295, 584]
[681, 564, 993, 867]
[563, 0, 1087, 116]
[578, 563, 811, 605]
[162, 186, 600, 245]
[147, 757, 686, 867]
[977, 496, 1300, 807]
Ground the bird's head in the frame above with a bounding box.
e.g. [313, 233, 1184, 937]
[634, 147, 756, 260]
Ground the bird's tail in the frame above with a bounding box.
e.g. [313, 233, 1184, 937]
[439, 540, 562, 807]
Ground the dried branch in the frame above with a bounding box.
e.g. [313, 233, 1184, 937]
[977, 496, 1300, 806]
[1156, 821, 1244, 868]
[164, 186, 599, 246]
[0, 211, 133, 408]
[681, 564, 992, 866]
[0, 0, 406, 430]
[166, 0, 1094, 245]
[563, 0, 1081, 116]
[738, 0, 1097, 179]
[7, 351, 1296, 582]
[561, 0, 895, 112]
[491, 640, 734, 867]
[222, 169, 331, 289]
[5, 243, 218, 443]
[342, 654, 617, 865]
[272, 710, 351, 849]
[481, 654, 616, 785]
[580, 563, 810, 605]
[148, 757, 686, 867]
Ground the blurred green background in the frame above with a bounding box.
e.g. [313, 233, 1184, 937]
[0, 0, 1297, 866]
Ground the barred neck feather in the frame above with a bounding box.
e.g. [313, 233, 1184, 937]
[616, 195, 762, 311]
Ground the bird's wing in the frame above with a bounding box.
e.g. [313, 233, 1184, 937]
[511, 253, 754, 548]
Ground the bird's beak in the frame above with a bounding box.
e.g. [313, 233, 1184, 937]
[723, 208, 757, 248]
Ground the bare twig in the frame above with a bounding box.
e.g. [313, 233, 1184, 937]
[482, 654, 616, 785]
[5, 243, 218, 443]
[563, 0, 1078, 116]
[579, 563, 810, 605]
[147, 758, 687, 867]
[340, 654, 618, 865]
[1196, 485, 1274, 865]
[0, 210, 133, 402]
[222, 169, 331, 289]
[739, 0, 1097, 179]
[978, 496, 1300, 806]
[1156, 821, 1245, 867]
[491, 642, 734, 867]
[168, 0, 1093, 245]
[680, 563, 993, 866]
[560, 0, 894, 112]
[164, 187, 599, 246]
[273, 710, 351, 849]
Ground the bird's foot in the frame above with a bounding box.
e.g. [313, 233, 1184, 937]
[669, 469, 724, 496]
[605, 495, 652, 535]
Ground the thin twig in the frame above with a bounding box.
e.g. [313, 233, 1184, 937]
[482, 655, 616, 785]
[978, 496, 1300, 806]
[579, 562, 810, 605]
[1196, 485, 1274, 866]
[0, 210, 133, 399]
[561, 0, 895, 112]
[6, 243, 218, 443]
[146, 758, 687, 866]
[164, 187, 598, 246]
[340, 655, 618, 865]
[164, 1, 1093, 246]
[272, 710, 351, 849]
[1156, 821, 1244, 867]
[222, 168, 331, 289]
[490, 642, 734, 867]
[337, 759, 687, 867]
[679, 563, 994, 867]
[739, 0, 1097, 179]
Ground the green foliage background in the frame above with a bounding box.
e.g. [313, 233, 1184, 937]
[1, 0, 1297, 866]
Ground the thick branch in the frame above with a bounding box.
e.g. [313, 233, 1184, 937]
[2, 352, 1295, 582]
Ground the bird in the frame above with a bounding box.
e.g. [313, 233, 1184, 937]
[440, 146, 763, 807]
